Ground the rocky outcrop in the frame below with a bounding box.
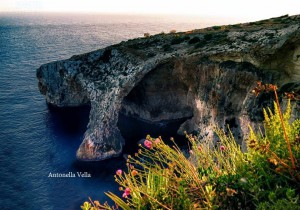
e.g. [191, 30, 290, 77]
[37, 15, 300, 160]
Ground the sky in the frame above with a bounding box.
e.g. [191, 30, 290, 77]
[0, 0, 299, 20]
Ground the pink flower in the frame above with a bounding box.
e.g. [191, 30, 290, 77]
[144, 140, 152, 149]
[122, 193, 127, 198]
[116, 169, 122, 176]
[220, 145, 225, 151]
[124, 187, 131, 196]
[189, 150, 194, 154]
[154, 138, 161, 144]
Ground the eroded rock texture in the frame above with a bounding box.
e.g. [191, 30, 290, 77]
[37, 15, 300, 160]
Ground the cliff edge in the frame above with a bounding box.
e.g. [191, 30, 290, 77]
[37, 15, 300, 161]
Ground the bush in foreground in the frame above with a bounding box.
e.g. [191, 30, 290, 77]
[82, 83, 300, 210]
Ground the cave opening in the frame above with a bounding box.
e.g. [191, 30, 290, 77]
[117, 114, 191, 154]
[117, 62, 194, 154]
[47, 104, 91, 137]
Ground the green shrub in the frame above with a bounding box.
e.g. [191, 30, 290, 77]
[203, 33, 213, 41]
[212, 26, 221, 30]
[144, 33, 150, 38]
[188, 37, 200, 44]
[171, 36, 186, 45]
[82, 84, 300, 209]
[163, 44, 172, 52]
[194, 41, 207, 48]
[231, 24, 242, 28]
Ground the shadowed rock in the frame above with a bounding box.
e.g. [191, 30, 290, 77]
[37, 15, 300, 161]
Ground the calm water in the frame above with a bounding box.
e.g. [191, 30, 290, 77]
[0, 12, 237, 209]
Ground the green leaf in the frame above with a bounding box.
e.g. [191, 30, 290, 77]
[286, 189, 295, 201]
[105, 192, 131, 210]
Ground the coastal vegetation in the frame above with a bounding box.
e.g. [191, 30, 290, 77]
[81, 83, 300, 209]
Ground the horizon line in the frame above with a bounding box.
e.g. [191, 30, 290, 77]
[0, 11, 296, 22]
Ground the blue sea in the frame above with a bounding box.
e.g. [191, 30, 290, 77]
[0, 12, 237, 209]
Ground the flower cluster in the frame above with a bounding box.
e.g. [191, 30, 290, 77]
[144, 139, 152, 149]
[115, 169, 132, 198]
[122, 187, 131, 198]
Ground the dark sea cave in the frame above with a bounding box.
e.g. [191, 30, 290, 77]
[48, 103, 190, 159]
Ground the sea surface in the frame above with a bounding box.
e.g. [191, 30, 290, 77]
[0, 12, 237, 209]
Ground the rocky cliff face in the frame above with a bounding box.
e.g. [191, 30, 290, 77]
[37, 15, 300, 161]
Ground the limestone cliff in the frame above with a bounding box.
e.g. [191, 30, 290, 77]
[37, 15, 300, 161]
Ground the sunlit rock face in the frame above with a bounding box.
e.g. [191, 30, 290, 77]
[37, 15, 300, 160]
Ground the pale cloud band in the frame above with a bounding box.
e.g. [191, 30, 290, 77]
[0, 0, 299, 20]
